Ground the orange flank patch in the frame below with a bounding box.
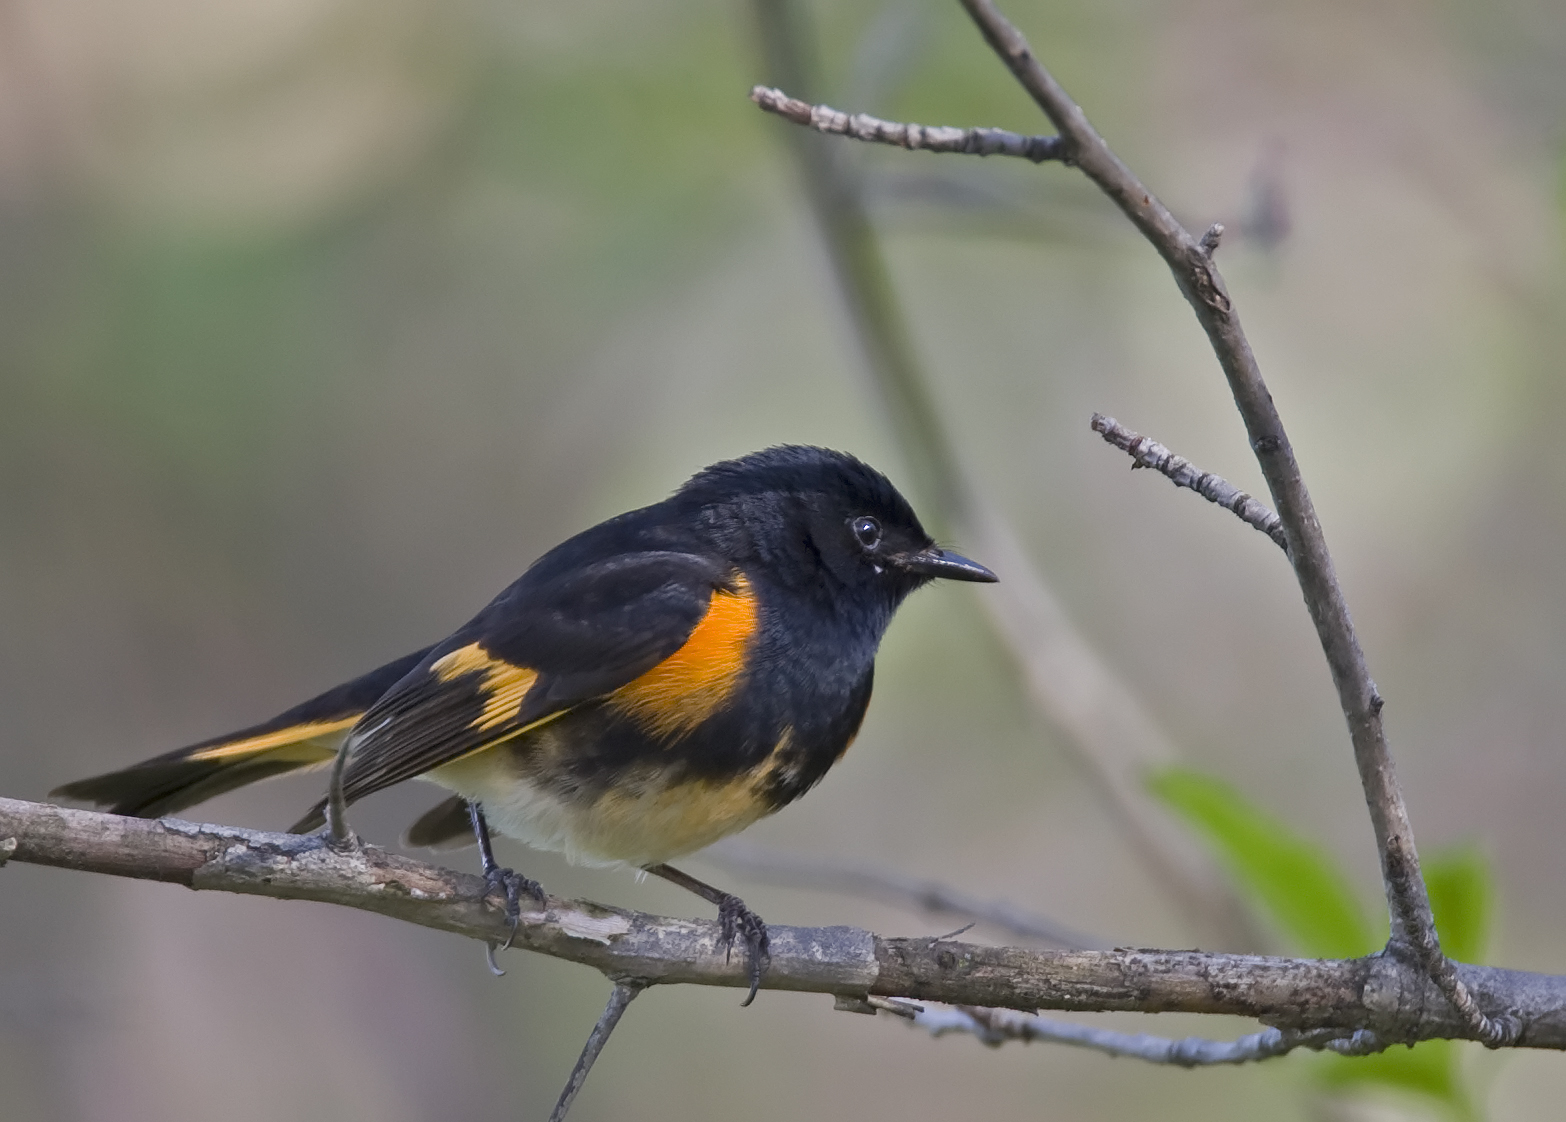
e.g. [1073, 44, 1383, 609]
[431, 643, 540, 731]
[609, 574, 760, 741]
[185, 717, 358, 762]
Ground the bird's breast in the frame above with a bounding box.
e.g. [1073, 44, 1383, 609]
[430, 723, 812, 867]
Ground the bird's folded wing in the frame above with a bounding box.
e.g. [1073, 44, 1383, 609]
[290, 551, 736, 829]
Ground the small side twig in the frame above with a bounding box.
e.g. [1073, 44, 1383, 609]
[750, 85, 1066, 163]
[1090, 413, 1288, 553]
[548, 980, 647, 1122]
[913, 1005, 1385, 1066]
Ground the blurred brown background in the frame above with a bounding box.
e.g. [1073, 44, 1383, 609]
[2, 0, 1564, 1118]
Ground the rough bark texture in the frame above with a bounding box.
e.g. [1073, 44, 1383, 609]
[5, 798, 1563, 1049]
[1090, 413, 1288, 551]
[750, 85, 1066, 161]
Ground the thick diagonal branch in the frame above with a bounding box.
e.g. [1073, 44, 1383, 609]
[950, 0, 1509, 1045]
[549, 981, 645, 1122]
[3, 798, 1562, 1049]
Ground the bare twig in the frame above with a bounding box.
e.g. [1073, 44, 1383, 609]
[750, 0, 1261, 952]
[549, 980, 646, 1122]
[750, 85, 1066, 162]
[913, 1005, 1386, 1066]
[1089, 414, 1288, 551]
[706, 840, 1103, 948]
[947, 0, 1514, 1047]
[752, 0, 1510, 1046]
[4, 797, 1563, 1047]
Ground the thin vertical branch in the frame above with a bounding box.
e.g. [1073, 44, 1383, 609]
[749, 0, 1262, 952]
[548, 980, 647, 1122]
[953, 0, 1514, 1045]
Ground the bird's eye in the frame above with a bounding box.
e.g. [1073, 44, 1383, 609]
[850, 516, 882, 550]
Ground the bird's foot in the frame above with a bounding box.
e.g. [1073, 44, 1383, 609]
[309, 824, 361, 854]
[480, 866, 545, 975]
[715, 894, 771, 1007]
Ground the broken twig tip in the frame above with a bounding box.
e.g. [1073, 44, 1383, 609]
[748, 83, 1065, 163]
[1091, 414, 1288, 551]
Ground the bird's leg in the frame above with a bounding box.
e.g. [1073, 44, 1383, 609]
[644, 863, 770, 1006]
[468, 801, 544, 974]
[324, 740, 356, 847]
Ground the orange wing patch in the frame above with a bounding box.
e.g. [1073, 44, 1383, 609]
[609, 574, 759, 741]
[431, 643, 540, 731]
[186, 717, 358, 763]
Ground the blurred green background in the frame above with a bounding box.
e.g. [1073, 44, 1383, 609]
[3, 0, 1565, 1118]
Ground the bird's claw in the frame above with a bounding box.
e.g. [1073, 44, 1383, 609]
[484, 865, 545, 939]
[484, 942, 506, 977]
[480, 866, 545, 973]
[716, 895, 770, 1007]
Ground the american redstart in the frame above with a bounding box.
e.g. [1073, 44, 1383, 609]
[53, 446, 996, 1001]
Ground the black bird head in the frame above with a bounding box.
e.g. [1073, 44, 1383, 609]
[673, 446, 996, 608]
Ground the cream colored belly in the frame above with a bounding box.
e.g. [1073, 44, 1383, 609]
[426, 754, 775, 869]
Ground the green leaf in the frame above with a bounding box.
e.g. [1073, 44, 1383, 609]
[1317, 1040, 1474, 1122]
[1147, 767, 1373, 958]
[1315, 850, 1492, 1121]
[1148, 770, 1497, 1119]
[1309, 849, 1492, 1120]
[1425, 845, 1491, 964]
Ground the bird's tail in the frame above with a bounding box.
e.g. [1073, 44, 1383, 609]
[50, 647, 434, 821]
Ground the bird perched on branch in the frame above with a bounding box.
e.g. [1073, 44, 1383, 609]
[53, 446, 996, 1002]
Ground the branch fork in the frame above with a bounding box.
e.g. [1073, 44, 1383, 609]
[752, 0, 1522, 1052]
[952, 0, 1514, 1048]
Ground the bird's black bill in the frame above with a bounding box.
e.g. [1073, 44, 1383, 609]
[895, 547, 998, 583]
